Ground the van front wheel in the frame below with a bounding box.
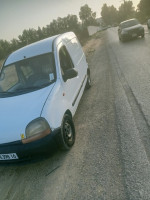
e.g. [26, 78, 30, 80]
[58, 114, 75, 150]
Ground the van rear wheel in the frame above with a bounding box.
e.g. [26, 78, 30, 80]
[86, 71, 91, 89]
[57, 114, 75, 150]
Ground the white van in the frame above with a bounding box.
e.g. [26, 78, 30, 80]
[0, 32, 91, 161]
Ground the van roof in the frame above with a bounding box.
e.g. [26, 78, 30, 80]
[4, 32, 76, 66]
[4, 35, 58, 66]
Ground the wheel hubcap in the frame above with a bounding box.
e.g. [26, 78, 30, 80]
[64, 122, 73, 143]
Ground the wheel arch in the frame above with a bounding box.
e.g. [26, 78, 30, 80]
[87, 67, 90, 75]
[65, 109, 73, 119]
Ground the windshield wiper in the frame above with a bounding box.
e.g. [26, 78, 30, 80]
[0, 83, 52, 96]
[15, 86, 42, 92]
[0, 87, 39, 94]
[0, 91, 17, 97]
[0, 91, 14, 94]
[15, 83, 51, 92]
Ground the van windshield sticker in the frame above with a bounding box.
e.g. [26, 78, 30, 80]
[49, 73, 54, 81]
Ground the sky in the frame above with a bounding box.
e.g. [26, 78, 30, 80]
[0, 0, 140, 41]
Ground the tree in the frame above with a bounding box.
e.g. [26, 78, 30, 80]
[0, 40, 11, 59]
[49, 19, 59, 36]
[101, 4, 118, 25]
[101, 1, 136, 25]
[137, 0, 150, 20]
[79, 4, 97, 27]
[18, 28, 38, 46]
[66, 15, 79, 32]
[10, 38, 20, 51]
[47, 15, 79, 36]
[101, 4, 110, 25]
[118, 1, 135, 22]
[37, 27, 45, 40]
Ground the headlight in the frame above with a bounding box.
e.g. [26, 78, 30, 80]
[22, 118, 51, 144]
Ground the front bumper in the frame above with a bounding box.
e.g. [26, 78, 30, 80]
[0, 128, 61, 162]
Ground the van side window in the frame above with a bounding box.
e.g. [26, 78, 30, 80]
[59, 46, 74, 76]
[67, 38, 83, 66]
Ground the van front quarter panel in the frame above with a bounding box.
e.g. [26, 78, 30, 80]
[41, 79, 72, 130]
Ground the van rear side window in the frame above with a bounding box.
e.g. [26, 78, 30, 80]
[67, 38, 83, 65]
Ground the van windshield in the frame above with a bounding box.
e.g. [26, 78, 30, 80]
[0, 53, 56, 96]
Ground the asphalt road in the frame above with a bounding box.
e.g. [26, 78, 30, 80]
[0, 27, 150, 200]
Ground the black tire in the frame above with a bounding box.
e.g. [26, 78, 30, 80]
[141, 33, 145, 38]
[57, 114, 75, 150]
[86, 70, 91, 89]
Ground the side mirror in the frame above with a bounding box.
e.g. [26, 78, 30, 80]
[63, 68, 78, 81]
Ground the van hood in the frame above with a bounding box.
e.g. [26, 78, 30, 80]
[0, 83, 55, 144]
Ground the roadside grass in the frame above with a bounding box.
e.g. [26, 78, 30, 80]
[83, 31, 103, 59]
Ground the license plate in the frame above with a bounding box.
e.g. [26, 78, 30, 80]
[0, 153, 18, 160]
[132, 33, 137, 37]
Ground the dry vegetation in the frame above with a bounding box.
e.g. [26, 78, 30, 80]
[0, 60, 4, 69]
[83, 31, 102, 59]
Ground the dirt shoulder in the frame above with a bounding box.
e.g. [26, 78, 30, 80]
[83, 32, 103, 61]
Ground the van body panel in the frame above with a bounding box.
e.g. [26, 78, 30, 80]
[0, 84, 55, 144]
[41, 79, 71, 129]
